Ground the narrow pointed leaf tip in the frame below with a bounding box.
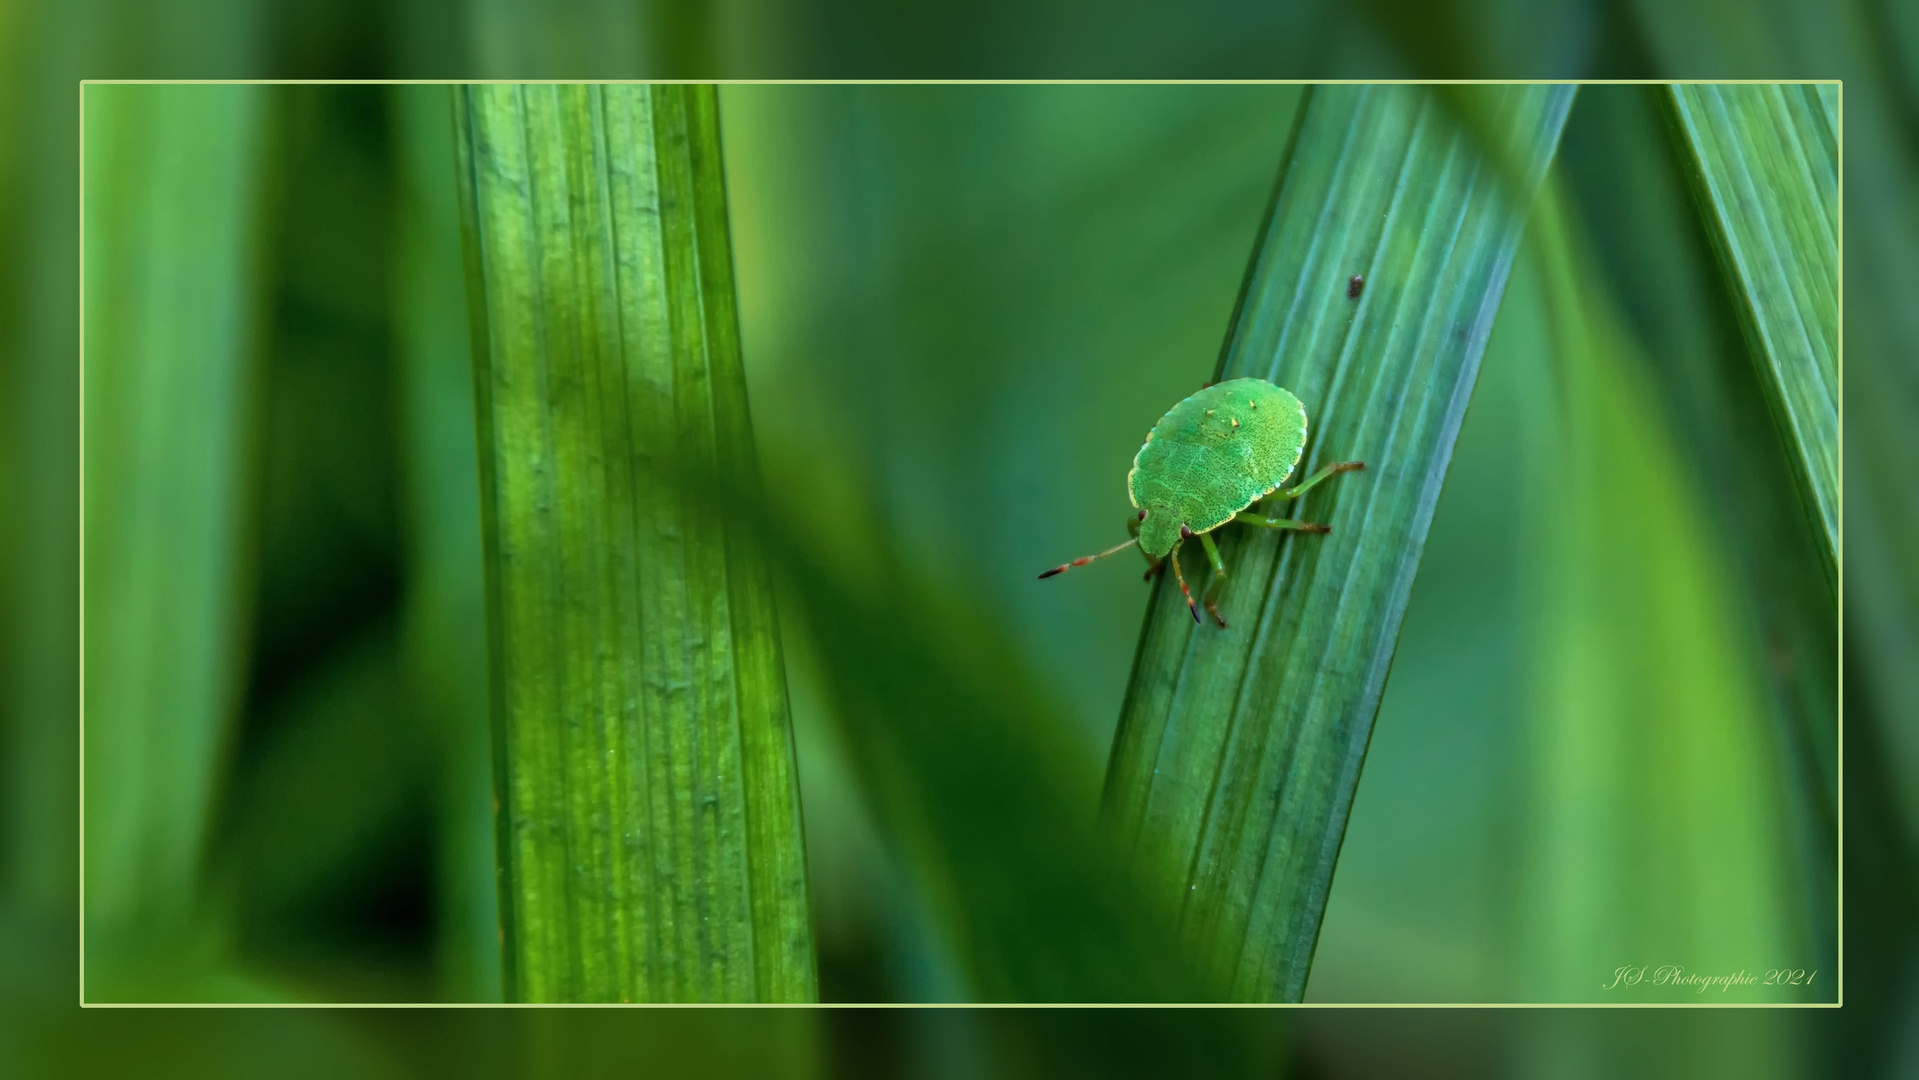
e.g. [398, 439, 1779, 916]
[1668, 84, 1837, 584]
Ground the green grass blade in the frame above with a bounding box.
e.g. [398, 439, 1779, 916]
[1101, 83, 1574, 1002]
[455, 84, 814, 1003]
[81, 85, 267, 991]
[1668, 84, 1838, 584]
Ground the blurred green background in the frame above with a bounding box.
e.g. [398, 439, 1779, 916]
[8, 0, 1916, 1076]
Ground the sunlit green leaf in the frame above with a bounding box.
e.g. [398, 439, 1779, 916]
[455, 83, 814, 1003]
[1101, 83, 1574, 1002]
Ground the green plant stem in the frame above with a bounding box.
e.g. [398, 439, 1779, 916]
[1101, 84, 1574, 1002]
[455, 83, 814, 1003]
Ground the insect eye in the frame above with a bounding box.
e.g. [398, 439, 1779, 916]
[1138, 509, 1148, 521]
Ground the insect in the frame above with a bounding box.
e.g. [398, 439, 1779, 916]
[1347, 274, 1365, 299]
[1039, 377, 1364, 628]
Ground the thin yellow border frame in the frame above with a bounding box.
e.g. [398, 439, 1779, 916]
[76, 77, 1844, 1010]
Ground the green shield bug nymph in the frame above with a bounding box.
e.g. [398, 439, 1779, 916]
[1039, 376, 1364, 628]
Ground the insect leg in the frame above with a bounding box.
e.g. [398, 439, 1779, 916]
[1233, 512, 1331, 533]
[1273, 459, 1365, 500]
[1198, 532, 1229, 628]
[1168, 540, 1200, 624]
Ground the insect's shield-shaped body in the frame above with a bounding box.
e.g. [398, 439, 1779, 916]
[1039, 374, 1356, 629]
[1128, 378, 1308, 557]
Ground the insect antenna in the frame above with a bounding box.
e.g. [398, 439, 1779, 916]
[1038, 537, 1139, 579]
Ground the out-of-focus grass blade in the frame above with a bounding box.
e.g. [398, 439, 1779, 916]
[1559, 84, 1835, 980]
[773, 520, 1217, 1004]
[1516, 186, 1807, 1002]
[1102, 83, 1573, 1002]
[81, 84, 267, 995]
[455, 84, 814, 1003]
[690, 465, 1282, 1057]
[1668, 84, 1838, 584]
[393, 83, 501, 1002]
